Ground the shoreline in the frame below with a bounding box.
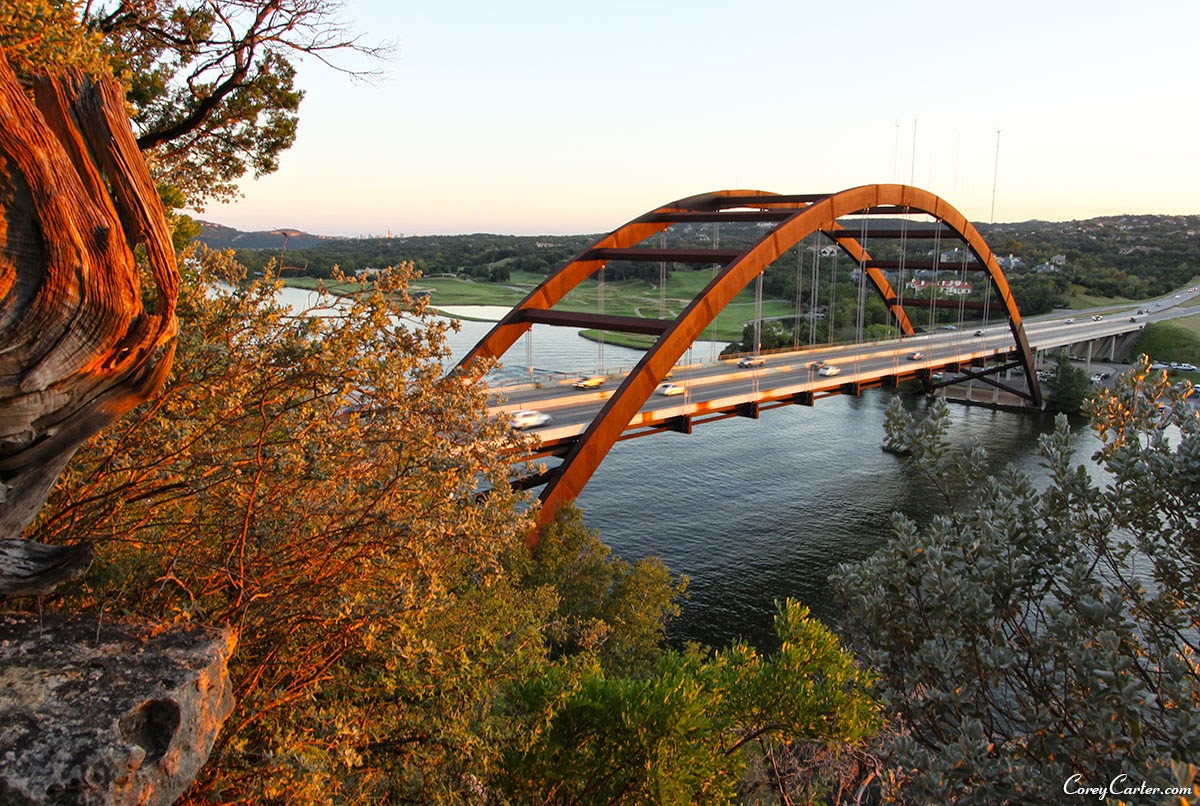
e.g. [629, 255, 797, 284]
[577, 329, 658, 351]
[428, 304, 510, 323]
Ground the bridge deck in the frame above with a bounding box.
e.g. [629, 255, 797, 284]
[490, 313, 1147, 464]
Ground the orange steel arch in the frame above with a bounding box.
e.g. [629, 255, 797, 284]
[456, 185, 1040, 538]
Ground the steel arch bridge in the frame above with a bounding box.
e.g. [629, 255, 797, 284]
[455, 185, 1040, 539]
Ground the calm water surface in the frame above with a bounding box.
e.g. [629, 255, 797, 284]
[439, 313, 1097, 648]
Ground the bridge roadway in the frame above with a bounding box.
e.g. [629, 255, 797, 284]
[488, 287, 1200, 458]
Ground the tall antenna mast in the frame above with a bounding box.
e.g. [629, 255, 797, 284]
[892, 119, 900, 181]
[990, 130, 1001, 223]
[910, 117, 918, 185]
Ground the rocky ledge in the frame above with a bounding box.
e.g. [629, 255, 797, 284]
[0, 613, 236, 805]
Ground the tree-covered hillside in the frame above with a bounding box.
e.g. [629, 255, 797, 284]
[196, 220, 341, 251]
[203, 213, 1200, 305]
[213, 230, 603, 282]
[979, 214, 1200, 298]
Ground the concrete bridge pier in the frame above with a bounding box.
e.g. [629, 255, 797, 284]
[1114, 329, 1144, 361]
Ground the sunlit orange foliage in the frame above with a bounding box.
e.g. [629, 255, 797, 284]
[32, 257, 545, 799]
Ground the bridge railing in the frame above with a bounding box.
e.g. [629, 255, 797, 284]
[484, 327, 1012, 394]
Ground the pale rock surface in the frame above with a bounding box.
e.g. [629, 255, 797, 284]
[0, 614, 236, 805]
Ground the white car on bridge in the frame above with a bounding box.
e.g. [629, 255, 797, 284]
[509, 409, 551, 429]
[656, 382, 685, 396]
[818, 365, 841, 377]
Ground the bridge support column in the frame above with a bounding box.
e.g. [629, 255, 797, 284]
[1109, 336, 1117, 362]
[736, 401, 761, 419]
[666, 415, 693, 434]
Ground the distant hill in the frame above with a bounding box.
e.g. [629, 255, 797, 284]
[195, 220, 340, 251]
[195, 214, 1200, 306]
[195, 222, 602, 283]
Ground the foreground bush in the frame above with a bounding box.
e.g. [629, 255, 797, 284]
[841, 365, 1200, 803]
[496, 598, 880, 804]
[34, 259, 880, 801]
[33, 260, 545, 798]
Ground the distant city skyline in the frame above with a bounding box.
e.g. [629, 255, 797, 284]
[201, 0, 1200, 237]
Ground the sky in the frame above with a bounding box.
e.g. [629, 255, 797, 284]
[202, 0, 1200, 237]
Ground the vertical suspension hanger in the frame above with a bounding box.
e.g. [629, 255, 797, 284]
[980, 261, 993, 397]
[706, 221, 720, 363]
[855, 212, 870, 371]
[524, 327, 533, 378]
[598, 258, 606, 373]
[752, 268, 764, 399]
[981, 267, 992, 333]
[810, 237, 821, 350]
[929, 224, 941, 332]
[956, 244, 969, 334]
[659, 230, 667, 319]
[896, 209, 910, 341]
[794, 242, 804, 350]
[827, 245, 837, 345]
[754, 269, 763, 357]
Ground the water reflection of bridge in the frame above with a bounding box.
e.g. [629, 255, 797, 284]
[453, 185, 1147, 537]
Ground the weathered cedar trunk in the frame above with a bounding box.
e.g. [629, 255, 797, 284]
[0, 52, 179, 540]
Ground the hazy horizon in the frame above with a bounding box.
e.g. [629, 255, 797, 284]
[202, 0, 1200, 239]
[199, 206, 1200, 242]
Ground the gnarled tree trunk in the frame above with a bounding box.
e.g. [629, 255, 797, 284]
[0, 51, 179, 542]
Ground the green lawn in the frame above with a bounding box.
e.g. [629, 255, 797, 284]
[1159, 311, 1200, 336]
[283, 276, 363, 295]
[285, 269, 800, 344]
[1059, 290, 1134, 310]
[553, 273, 795, 342]
[413, 276, 530, 306]
[301, 264, 1161, 347]
[283, 270, 1200, 353]
[579, 330, 658, 350]
[1129, 316, 1200, 369]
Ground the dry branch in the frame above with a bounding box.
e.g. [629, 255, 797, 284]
[0, 51, 179, 541]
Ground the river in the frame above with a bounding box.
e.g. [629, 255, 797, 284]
[281, 288, 1093, 649]
[437, 309, 1093, 649]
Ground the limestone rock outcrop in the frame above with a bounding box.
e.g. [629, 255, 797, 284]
[0, 614, 235, 805]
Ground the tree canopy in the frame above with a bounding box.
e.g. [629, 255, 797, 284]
[1, 0, 386, 208]
[30, 261, 530, 796]
[86, 0, 388, 206]
[1047, 349, 1093, 414]
[26, 260, 878, 800]
[0, 1, 111, 78]
[840, 368, 1200, 802]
